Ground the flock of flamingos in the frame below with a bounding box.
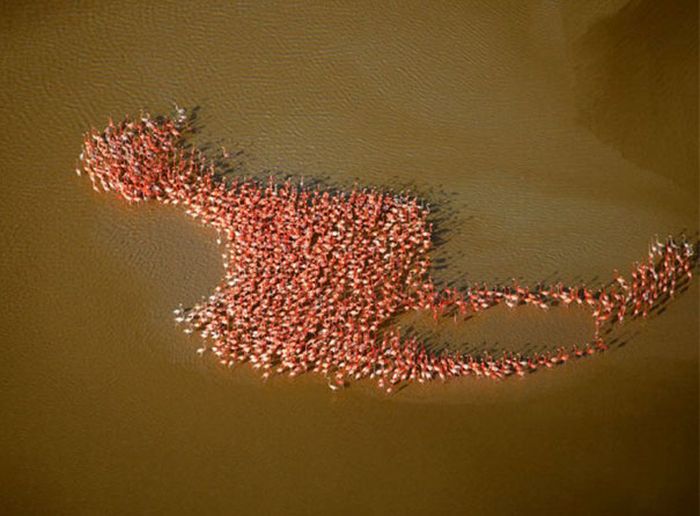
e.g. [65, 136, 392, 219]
[75, 109, 696, 392]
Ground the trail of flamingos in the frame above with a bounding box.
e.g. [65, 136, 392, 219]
[76, 110, 696, 392]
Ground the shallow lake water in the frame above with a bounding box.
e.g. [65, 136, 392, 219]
[1, 1, 697, 514]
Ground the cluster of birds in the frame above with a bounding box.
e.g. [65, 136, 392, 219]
[77, 111, 696, 392]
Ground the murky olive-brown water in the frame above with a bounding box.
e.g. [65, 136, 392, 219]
[1, 1, 697, 514]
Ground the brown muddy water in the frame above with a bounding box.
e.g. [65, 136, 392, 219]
[0, 1, 697, 514]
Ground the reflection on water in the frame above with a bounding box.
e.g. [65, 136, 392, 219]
[0, 1, 697, 514]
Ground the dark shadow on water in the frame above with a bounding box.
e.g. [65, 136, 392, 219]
[572, 0, 698, 192]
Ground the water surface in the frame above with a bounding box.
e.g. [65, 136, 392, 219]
[1, 1, 697, 514]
